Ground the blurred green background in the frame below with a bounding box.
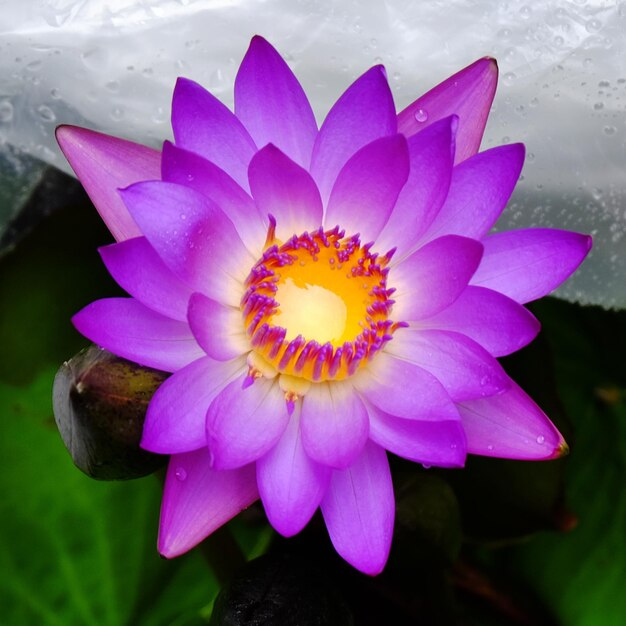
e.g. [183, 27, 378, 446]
[0, 164, 624, 625]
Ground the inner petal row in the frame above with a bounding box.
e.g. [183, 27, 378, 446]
[241, 221, 403, 382]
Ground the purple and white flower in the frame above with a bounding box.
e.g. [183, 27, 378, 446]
[58, 36, 591, 575]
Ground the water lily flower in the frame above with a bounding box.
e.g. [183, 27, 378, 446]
[57, 36, 591, 575]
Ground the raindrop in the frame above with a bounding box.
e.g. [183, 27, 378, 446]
[536, 435, 545, 445]
[586, 19, 602, 33]
[106, 80, 120, 92]
[487, 444, 494, 451]
[593, 102, 604, 110]
[422, 464, 431, 469]
[414, 108, 428, 123]
[520, 5, 532, 18]
[603, 125, 617, 135]
[50, 88, 61, 100]
[26, 59, 42, 71]
[37, 105, 56, 122]
[174, 467, 187, 481]
[503, 72, 516, 86]
[0, 100, 14, 123]
[111, 107, 124, 121]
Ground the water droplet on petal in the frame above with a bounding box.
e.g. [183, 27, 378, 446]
[414, 108, 428, 123]
[536, 435, 545, 445]
[422, 463, 431, 469]
[487, 444, 494, 451]
[175, 467, 187, 481]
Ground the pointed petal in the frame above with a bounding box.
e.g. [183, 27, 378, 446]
[56, 125, 160, 241]
[248, 144, 323, 240]
[161, 142, 265, 254]
[310, 66, 397, 204]
[120, 181, 254, 307]
[187, 293, 250, 361]
[257, 404, 331, 537]
[142, 356, 246, 453]
[158, 451, 258, 558]
[457, 381, 567, 460]
[324, 135, 409, 243]
[418, 144, 525, 245]
[397, 57, 498, 163]
[321, 441, 394, 575]
[235, 36, 318, 169]
[416, 286, 540, 357]
[72, 298, 203, 372]
[300, 381, 369, 469]
[376, 116, 456, 258]
[386, 328, 509, 401]
[353, 352, 459, 421]
[100, 237, 193, 322]
[367, 403, 466, 467]
[471, 228, 593, 303]
[171, 77, 256, 190]
[206, 376, 289, 470]
[392, 235, 483, 321]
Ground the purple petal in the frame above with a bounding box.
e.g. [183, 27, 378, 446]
[386, 328, 509, 401]
[120, 181, 254, 307]
[471, 228, 593, 303]
[321, 441, 394, 575]
[187, 293, 249, 361]
[353, 352, 459, 421]
[248, 144, 323, 240]
[171, 78, 256, 190]
[257, 404, 331, 537]
[392, 235, 483, 320]
[416, 286, 540, 357]
[457, 381, 567, 460]
[100, 237, 193, 322]
[161, 142, 265, 254]
[418, 144, 525, 245]
[310, 66, 397, 205]
[324, 135, 409, 243]
[72, 298, 203, 372]
[158, 450, 258, 558]
[376, 116, 456, 257]
[56, 125, 160, 241]
[397, 57, 498, 164]
[300, 381, 369, 469]
[142, 356, 247, 453]
[206, 376, 289, 470]
[367, 403, 466, 467]
[234, 36, 318, 169]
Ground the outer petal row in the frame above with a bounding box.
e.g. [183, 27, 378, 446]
[397, 56, 498, 164]
[72, 298, 203, 372]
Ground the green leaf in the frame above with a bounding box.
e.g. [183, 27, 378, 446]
[0, 368, 219, 625]
[506, 299, 626, 626]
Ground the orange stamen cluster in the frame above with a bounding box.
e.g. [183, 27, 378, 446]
[241, 221, 403, 382]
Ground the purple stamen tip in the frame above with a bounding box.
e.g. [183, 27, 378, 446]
[286, 399, 295, 416]
[242, 375, 255, 390]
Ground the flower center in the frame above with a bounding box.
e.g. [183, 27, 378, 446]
[241, 221, 401, 382]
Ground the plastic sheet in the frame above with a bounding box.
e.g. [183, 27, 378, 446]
[0, 0, 624, 306]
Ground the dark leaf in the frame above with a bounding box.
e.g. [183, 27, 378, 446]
[209, 552, 354, 626]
